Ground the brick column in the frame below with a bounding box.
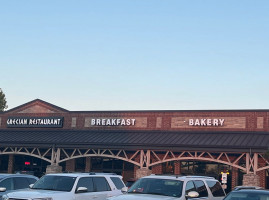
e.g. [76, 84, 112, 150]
[85, 157, 91, 172]
[152, 164, 163, 174]
[231, 167, 238, 189]
[174, 161, 181, 175]
[66, 159, 75, 172]
[256, 159, 266, 188]
[8, 154, 14, 173]
[257, 169, 266, 188]
[133, 155, 140, 180]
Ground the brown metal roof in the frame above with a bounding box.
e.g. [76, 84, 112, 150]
[0, 130, 268, 152]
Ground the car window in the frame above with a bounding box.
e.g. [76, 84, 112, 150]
[194, 180, 208, 197]
[0, 178, 13, 190]
[93, 177, 111, 192]
[76, 177, 94, 192]
[186, 181, 196, 194]
[128, 178, 183, 198]
[33, 175, 76, 192]
[110, 177, 125, 190]
[225, 191, 269, 200]
[27, 178, 37, 185]
[14, 177, 31, 189]
[206, 180, 225, 197]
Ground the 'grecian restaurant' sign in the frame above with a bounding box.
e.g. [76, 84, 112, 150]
[7, 117, 64, 128]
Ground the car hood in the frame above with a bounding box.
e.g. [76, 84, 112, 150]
[6, 189, 69, 198]
[108, 193, 178, 200]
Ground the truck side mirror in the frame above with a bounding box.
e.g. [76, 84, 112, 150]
[76, 187, 88, 193]
[186, 191, 199, 199]
[121, 187, 128, 193]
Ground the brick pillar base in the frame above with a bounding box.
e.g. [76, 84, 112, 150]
[8, 154, 14, 174]
[46, 164, 62, 174]
[135, 168, 152, 180]
[243, 174, 260, 186]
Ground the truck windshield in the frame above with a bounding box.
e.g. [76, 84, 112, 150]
[128, 178, 183, 198]
[32, 175, 76, 192]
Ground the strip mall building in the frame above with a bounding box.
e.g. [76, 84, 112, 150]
[1, 99, 269, 192]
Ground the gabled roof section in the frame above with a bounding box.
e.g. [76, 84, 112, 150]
[5, 99, 69, 114]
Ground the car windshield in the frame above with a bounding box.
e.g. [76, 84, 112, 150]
[0, 175, 7, 180]
[128, 178, 183, 197]
[224, 191, 269, 200]
[32, 175, 76, 192]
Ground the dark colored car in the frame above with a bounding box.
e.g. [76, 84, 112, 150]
[0, 174, 38, 198]
[224, 187, 269, 200]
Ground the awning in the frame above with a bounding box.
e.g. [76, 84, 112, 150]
[0, 129, 268, 152]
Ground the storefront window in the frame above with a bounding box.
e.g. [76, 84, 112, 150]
[181, 161, 230, 178]
[162, 161, 174, 174]
[13, 155, 49, 177]
[91, 157, 128, 175]
[0, 155, 9, 173]
[75, 157, 86, 172]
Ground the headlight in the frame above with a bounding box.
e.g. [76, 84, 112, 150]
[32, 198, 53, 200]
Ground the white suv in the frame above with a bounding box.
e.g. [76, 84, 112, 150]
[108, 175, 226, 200]
[2, 172, 127, 200]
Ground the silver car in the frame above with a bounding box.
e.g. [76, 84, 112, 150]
[108, 175, 226, 200]
[0, 174, 38, 199]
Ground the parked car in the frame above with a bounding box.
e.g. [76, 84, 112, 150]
[2, 172, 127, 200]
[0, 173, 38, 199]
[223, 187, 269, 200]
[108, 175, 226, 200]
[233, 186, 263, 190]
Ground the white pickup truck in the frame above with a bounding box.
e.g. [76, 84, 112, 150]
[2, 172, 127, 200]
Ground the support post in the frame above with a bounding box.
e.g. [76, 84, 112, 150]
[246, 153, 250, 174]
[140, 150, 144, 168]
[254, 153, 258, 174]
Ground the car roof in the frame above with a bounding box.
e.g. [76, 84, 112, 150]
[0, 173, 38, 179]
[231, 189, 269, 194]
[234, 186, 263, 191]
[45, 173, 122, 178]
[142, 175, 217, 181]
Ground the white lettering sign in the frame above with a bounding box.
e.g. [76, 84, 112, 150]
[7, 117, 63, 127]
[91, 118, 136, 126]
[189, 118, 225, 126]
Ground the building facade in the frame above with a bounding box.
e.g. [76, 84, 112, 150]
[1, 99, 269, 192]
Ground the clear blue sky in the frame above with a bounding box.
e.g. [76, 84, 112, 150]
[1, 0, 268, 111]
